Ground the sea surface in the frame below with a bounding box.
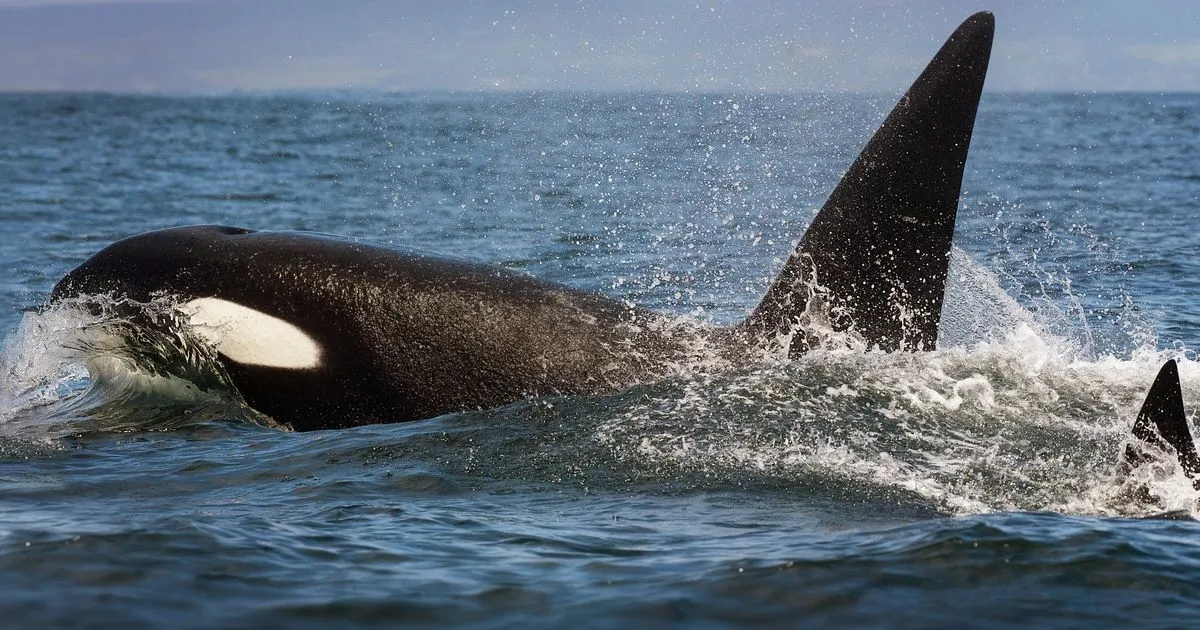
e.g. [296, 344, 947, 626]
[3, 90, 1200, 627]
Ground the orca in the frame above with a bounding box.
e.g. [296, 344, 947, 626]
[1123, 359, 1200, 489]
[50, 12, 995, 431]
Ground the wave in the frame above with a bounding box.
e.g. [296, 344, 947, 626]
[0, 295, 275, 439]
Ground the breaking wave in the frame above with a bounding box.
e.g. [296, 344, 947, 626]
[0, 294, 273, 439]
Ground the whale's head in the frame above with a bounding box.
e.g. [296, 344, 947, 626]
[51, 225, 323, 372]
[51, 225, 256, 304]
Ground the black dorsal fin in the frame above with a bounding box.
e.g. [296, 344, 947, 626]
[744, 12, 994, 354]
[1124, 359, 1200, 483]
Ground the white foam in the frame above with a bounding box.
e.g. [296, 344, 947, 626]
[591, 273, 1198, 519]
[0, 305, 94, 428]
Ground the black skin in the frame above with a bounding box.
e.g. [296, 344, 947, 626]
[1124, 360, 1200, 489]
[747, 11, 993, 354]
[53, 226, 727, 429]
[51, 13, 996, 430]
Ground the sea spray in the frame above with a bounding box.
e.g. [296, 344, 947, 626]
[0, 296, 274, 437]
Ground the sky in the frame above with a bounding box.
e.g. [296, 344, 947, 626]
[0, 0, 1198, 93]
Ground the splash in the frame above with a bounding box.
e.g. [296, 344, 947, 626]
[0, 296, 275, 439]
[592, 250, 1195, 518]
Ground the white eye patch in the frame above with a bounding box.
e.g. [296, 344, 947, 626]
[184, 297, 322, 369]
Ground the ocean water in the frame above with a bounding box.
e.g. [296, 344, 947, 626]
[3, 90, 1200, 627]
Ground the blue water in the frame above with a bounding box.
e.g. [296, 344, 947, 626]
[4, 90, 1200, 627]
